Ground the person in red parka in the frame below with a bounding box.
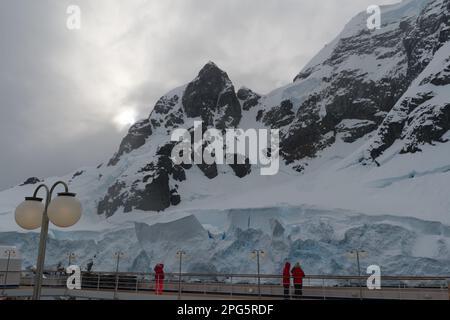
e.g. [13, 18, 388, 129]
[154, 263, 165, 295]
[282, 261, 291, 299]
[291, 262, 305, 298]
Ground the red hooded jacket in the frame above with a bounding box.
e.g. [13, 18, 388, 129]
[291, 265, 305, 285]
[282, 262, 291, 287]
[154, 264, 165, 281]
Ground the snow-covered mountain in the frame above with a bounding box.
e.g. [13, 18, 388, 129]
[1, 0, 449, 275]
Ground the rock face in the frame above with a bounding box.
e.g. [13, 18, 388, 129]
[20, 177, 41, 186]
[278, 0, 450, 164]
[93, 0, 450, 216]
[262, 100, 295, 129]
[359, 0, 450, 162]
[336, 119, 378, 143]
[237, 87, 261, 111]
[362, 41, 450, 162]
[108, 119, 152, 166]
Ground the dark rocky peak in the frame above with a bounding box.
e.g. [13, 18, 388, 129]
[198, 61, 228, 81]
[20, 177, 41, 186]
[107, 62, 242, 168]
[237, 87, 261, 111]
[182, 61, 242, 129]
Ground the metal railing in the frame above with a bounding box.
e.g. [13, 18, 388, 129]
[10, 271, 450, 300]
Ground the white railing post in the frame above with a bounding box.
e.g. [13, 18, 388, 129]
[230, 276, 233, 297]
[322, 278, 326, 300]
[447, 279, 450, 300]
[203, 279, 206, 295]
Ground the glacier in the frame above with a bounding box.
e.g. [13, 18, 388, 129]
[1, 206, 449, 276]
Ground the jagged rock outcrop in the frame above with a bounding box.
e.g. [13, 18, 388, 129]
[108, 119, 152, 166]
[237, 87, 261, 111]
[182, 61, 242, 129]
[20, 177, 41, 186]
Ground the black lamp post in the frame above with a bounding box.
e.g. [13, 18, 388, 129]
[15, 181, 82, 300]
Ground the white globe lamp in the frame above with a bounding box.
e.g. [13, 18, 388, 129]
[15, 197, 44, 230]
[47, 192, 82, 228]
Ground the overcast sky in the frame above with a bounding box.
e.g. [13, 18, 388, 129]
[0, 0, 401, 191]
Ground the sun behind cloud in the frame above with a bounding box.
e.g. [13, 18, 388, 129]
[113, 108, 137, 131]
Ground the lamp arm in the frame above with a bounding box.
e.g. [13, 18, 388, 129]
[32, 184, 50, 200]
[49, 181, 69, 197]
[32, 181, 69, 205]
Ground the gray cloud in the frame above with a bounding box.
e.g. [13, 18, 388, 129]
[0, 0, 400, 190]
